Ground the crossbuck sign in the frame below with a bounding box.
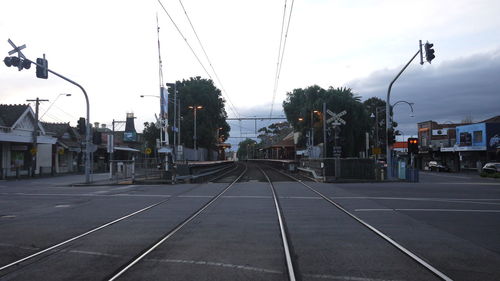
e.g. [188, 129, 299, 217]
[326, 110, 347, 126]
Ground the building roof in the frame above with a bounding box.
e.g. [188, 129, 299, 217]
[42, 122, 72, 137]
[0, 104, 30, 127]
[481, 115, 500, 123]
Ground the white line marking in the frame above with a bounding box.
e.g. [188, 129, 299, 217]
[0, 199, 169, 272]
[0, 215, 16, 218]
[335, 196, 500, 206]
[355, 208, 500, 213]
[354, 209, 394, 212]
[422, 173, 472, 179]
[108, 166, 248, 281]
[54, 205, 71, 208]
[435, 182, 500, 185]
[145, 258, 282, 275]
[305, 273, 402, 281]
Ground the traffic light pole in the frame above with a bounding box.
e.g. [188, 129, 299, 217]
[386, 49, 420, 179]
[5, 40, 92, 182]
[32, 60, 92, 183]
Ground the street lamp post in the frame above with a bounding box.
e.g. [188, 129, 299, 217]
[188, 105, 203, 161]
[40, 93, 71, 120]
[372, 101, 414, 160]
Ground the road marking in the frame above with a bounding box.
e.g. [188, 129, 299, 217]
[422, 173, 473, 179]
[335, 196, 500, 205]
[145, 258, 282, 275]
[54, 204, 71, 208]
[435, 182, 500, 186]
[355, 208, 500, 213]
[304, 273, 402, 281]
[0, 215, 16, 218]
[282, 196, 322, 200]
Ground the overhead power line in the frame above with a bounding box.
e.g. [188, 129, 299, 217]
[177, 0, 240, 119]
[270, 0, 295, 118]
[157, 0, 213, 83]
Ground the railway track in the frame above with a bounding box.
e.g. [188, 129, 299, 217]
[262, 164, 453, 281]
[0, 164, 247, 280]
[0, 162, 456, 280]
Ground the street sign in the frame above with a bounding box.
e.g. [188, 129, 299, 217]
[372, 147, 381, 155]
[145, 147, 152, 155]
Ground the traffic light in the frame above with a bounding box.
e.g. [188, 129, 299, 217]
[4, 56, 31, 70]
[93, 131, 102, 145]
[424, 42, 435, 63]
[408, 138, 419, 154]
[77, 117, 86, 134]
[388, 129, 396, 145]
[36, 57, 48, 79]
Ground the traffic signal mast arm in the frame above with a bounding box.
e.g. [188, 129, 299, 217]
[14, 57, 92, 183]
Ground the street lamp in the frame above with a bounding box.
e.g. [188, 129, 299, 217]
[188, 105, 203, 160]
[40, 93, 71, 119]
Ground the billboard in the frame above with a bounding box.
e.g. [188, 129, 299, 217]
[123, 132, 137, 142]
[486, 123, 500, 151]
[456, 123, 486, 146]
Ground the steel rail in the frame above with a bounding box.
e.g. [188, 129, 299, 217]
[259, 167, 297, 281]
[0, 179, 225, 272]
[271, 167, 454, 281]
[0, 199, 169, 272]
[108, 164, 248, 281]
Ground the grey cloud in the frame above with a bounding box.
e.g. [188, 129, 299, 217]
[350, 48, 500, 135]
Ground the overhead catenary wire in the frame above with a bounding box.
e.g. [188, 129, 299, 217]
[157, 0, 241, 118]
[177, 0, 240, 119]
[270, 0, 288, 118]
[270, 0, 295, 118]
[157, 0, 212, 80]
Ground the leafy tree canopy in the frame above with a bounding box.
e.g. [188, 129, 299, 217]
[283, 85, 370, 157]
[236, 138, 257, 160]
[168, 76, 230, 150]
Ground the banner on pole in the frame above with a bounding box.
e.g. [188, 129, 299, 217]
[160, 86, 168, 119]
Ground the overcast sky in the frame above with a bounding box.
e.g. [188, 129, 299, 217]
[1, 0, 499, 147]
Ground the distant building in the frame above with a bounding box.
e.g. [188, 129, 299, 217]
[418, 116, 500, 171]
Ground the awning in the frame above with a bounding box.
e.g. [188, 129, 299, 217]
[114, 146, 140, 152]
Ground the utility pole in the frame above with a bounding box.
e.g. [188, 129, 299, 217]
[323, 103, 327, 158]
[26, 97, 48, 176]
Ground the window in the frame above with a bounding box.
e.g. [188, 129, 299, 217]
[473, 131, 482, 144]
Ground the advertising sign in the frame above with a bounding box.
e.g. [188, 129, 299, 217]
[123, 132, 137, 142]
[456, 123, 486, 148]
[160, 86, 168, 119]
[486, 123, 500, 150]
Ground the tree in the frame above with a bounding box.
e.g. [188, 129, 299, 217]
[283, 85, 370, 157]
[237, 138, 257, 160]
[257, 122, 292, 147]
[171, 77, 230, 152]
[142, 121, 160, 149]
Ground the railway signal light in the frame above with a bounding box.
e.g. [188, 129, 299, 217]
[408, 137, 419, 154]
[424, 42, 435, 63]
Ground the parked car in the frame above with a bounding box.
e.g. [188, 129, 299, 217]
[428, 161, 450, 172]
[482, 162, 500, 173]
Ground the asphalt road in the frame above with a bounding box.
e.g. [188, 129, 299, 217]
[0, 167, 499, 280]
